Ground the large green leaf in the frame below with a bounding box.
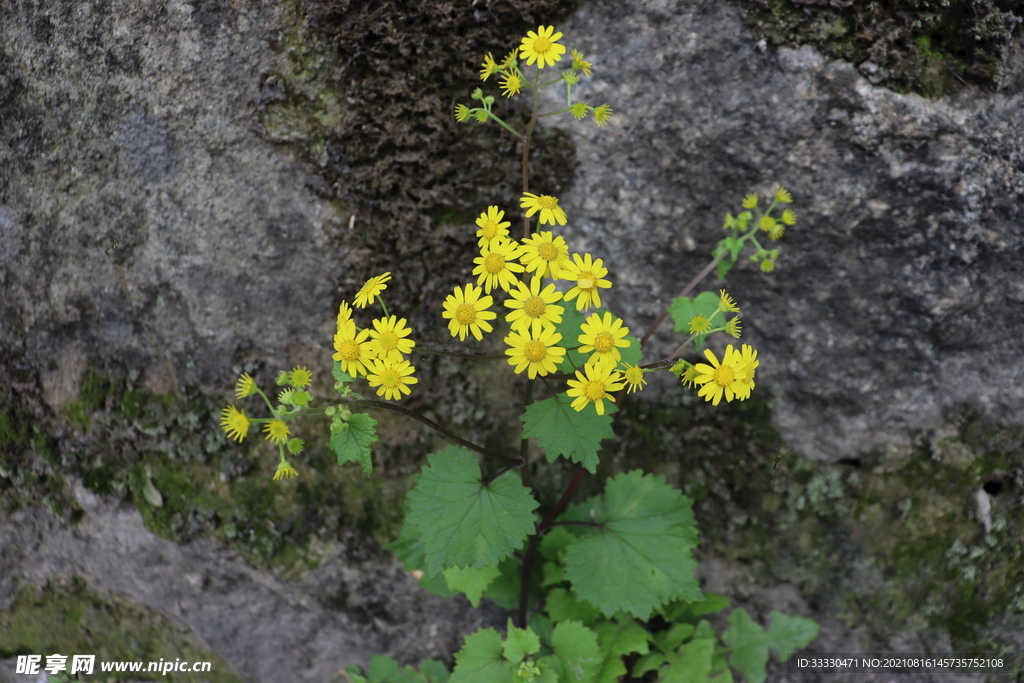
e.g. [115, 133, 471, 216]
[406, 446, 538, 575]
[537, 621, 600, 683]
[562, 470, 702, 619]
[520, 393, 614, 473]
[722, 609, 820, 683]
[449, 628, 515, 683]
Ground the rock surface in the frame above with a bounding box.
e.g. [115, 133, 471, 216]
[543, 0, 1024, 462]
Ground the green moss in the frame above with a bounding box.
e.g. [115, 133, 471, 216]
[79, 370, 111, 410]
[739, 0, 1023, 97]
[0, 576, 244, 682]
[65, 400, 89, 432]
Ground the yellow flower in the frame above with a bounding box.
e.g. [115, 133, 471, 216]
[775, 185, 793, 203]
[725, 317, 742, 338]
[781, 209, 797, 226]
[760, 259, 776, 272]
[288, 366, 313, 388]
[480, 52, 497, 81]
[368, 315, 415, 363]
[354, 272, 392, 309]
[264, 419, 290, 445]
[566, 362, 624, 415]
[504, 327, 566, 379]
[234, 373, 257, 399]
[571, 102, 589, 120]
[759, 215, 776, 232]
[499, 49, 519, 70]
[571, 49, 592, 76]
[336, 300, 354, 336]
[559, 252, 612, 311]
[442, 283, 497, 341]
[691, 345, 745, 406]
[742, 193, 758, 209]
[520, 192, 567, 226]
[519, 230, 570, 279]
[680, 363, 700, 388]
[367, 357, 418, 401]
[273, 460, 299, 481]
[220, 406, 250, 442]
[475, 206, 511, 248]
[504, 276, 564, 335]
[519, 25, 566, 69]
[688, 315, 711, 334]
[593, 104, 612, 127]
[454, 103, 471, 122]
[332, 326, 376, 377]
[472, 238, 526, 293]
[501, 72, 522, 97]
[621, 364, 647, 394]
[732, 344, 759, 400]
[768, 224, 785, 241]
[577, 311, 631, 369]
[719, 289, 740, 313]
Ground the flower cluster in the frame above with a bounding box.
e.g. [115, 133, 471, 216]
[333, 273, 419, 401]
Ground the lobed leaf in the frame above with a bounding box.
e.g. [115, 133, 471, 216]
[666, 291, 720, 351]
[722, 609, 820, 683]
[330, 412, 378, 474]
[520, 393, 614, 473]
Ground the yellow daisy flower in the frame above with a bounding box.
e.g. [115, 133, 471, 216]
[593, 104, 612, 127]
[760, 259, 776, 272]
[472, 237, 525, 293]
[768, 224, 785, 241]
[480, 52, 497, 81]
[366, 357, 418, 401]
[336, 300, 355, 336]
[689, 315, 711, 334]
[680, 363, 700, 388]
[519, 25, 566, 69]
[742, 193, 758, 209]
[519, 230, 570, 279]
[520, 192, 567, 226]
[775, 185, 793, 203]
[725, 317, 742, 338]
[499, 49, 519, 70]
[501, 72, 522, 97]
[719, 289, 740, 313]
[571, 102, 589, 120]
[621, 364, 647, 394]
[475, 206, 511, 248]
[691, 345, 745, 406]
[732, 344, 759, 401]
[234, 373, 257, 399]
[571, 49, 592, 76]
[566, 361, 624, 415]
[577, 311, 631, 369]
[368, 315, 415, 363]
[273, 460, 299, 481]
[354, 272, 392, 309]
[559, 252, 612, 311]
[442, 283, 497, 341]
[504, 276, 564, 335]
[288, 366, 313, 388]
[454, 103, 470, 122]
[332, 326, 376, 377]
[220, 406, 250, 442]
[264, 419, 290, 445]
[781, 209, 797, 226]
[504, 326, 566, 379]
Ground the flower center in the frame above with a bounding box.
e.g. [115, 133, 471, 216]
[538, 243, 558, 260]
[481, 221, 498, 240]
[713, 364, 735, 387]
[381, 368, 401, 388]
[577, 271, 596, 290]
[485, 253, 506, 274]
[593, 332, 615, 354]
[523, 296, 546, 317]
[339, 340, 361, 361]
[538, 195, 558, 209]
[524, 340, 547, 362]
[378, 330, 397, 350]
[533, 37, 552, 54]
[455, 303, 478, 325]
[584, 380, 606, 401]
[625, 366, 643, 383]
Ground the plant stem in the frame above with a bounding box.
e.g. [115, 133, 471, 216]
[343, 398, 519, 468]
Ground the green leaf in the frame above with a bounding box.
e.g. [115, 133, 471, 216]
[666, 291, 720, 351]
[537, 621, 600, 683]
[449, 628, 516, 683]
[407, 445, 538, 575]
[661, 638, 714, 683]
[520, 393, 614, 473]
[562, 470, 702, 619]
[545, 587, 601, 625]
[593, 619, 650, 683]
[331, 412, 378, 474]
[332, 360, 356, 384]
[716, 258, 735, 281]
[632, 652, 666, 678]
[502, 618, 541, 664]
[369, 654, 401, 681]
[539, 526, 575, 562]
[444, 564, 501, 608]
[722, 609, 819, 683]
[481, 557, 521, 610]
[618, 333, 643, 367]
[656, 623, 695, 652]
[553, 307, 588, 374]
[418, 659, 450, 683]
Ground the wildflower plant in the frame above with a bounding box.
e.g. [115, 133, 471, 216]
[221, 24, 818, 683]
